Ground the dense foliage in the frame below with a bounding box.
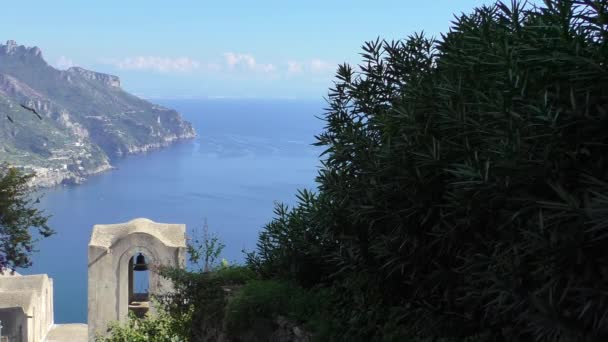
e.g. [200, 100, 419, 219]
[247, 0, 608, 341]
[223, 279, 323, 335]
[101, 1, 608, 341]
[158, 265, 256, 341]
[0, 165, 52, 270]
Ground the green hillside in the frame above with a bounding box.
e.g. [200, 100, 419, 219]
[0, 40, 195, 186]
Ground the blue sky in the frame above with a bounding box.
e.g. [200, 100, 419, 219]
[2, 0, 503, 99]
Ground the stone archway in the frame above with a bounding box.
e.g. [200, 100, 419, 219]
[118, 245, 158, 319]
[87, 218, 186, 340]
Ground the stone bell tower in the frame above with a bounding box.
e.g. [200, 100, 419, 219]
[87, 218, 186, 340]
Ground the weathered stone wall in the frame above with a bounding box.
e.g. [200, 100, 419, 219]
[0, 273, 54, 342]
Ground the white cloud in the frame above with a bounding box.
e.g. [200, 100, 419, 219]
[225, 52, 255, 68]
[309, 58, 334, 73]
[284, 59, 335, 77]
[259, 63, 276, 73]
[99, 52, 333, 79]
[55, 56, 75, 70]
[107, 56, 201, 72]
[287, 61, 303, 74]
[223, 52, 276, 74]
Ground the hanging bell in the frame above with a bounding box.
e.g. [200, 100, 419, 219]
[133, 253, 148, 272]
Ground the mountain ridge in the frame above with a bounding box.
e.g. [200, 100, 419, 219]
[0, 40, 196, 187]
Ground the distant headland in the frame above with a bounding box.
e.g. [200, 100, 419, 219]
[0, 40, 196, 187]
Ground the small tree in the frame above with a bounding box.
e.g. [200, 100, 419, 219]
[187, 218, 225, 272]
[0, 164, 53, 271]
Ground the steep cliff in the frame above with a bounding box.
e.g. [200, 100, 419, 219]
[0, 40, 196, 187]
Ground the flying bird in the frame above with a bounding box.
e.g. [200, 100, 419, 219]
[6, 115, 14, 123]
[20, 104, 43, 120]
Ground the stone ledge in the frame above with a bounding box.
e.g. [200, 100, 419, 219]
[45, 324, 88, 342]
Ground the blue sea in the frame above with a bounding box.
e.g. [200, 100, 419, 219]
[20, 99, 325, 323]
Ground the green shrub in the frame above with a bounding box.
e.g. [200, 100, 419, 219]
[250, 1, 608, 340]
[223, 280, 319, 335]
[97, 310, 189, 342]
[155, 265, 258, 341]
[246, 189, 335, 288]
[211, 265, 258, 285]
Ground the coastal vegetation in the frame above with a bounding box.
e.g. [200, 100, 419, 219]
[103, 0, 608, 341]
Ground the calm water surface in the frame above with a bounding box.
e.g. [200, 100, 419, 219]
[20, 99, 325, 323]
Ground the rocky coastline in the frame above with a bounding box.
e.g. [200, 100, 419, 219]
[26, 131, 196, 188]
[27, 162, 113, 188]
